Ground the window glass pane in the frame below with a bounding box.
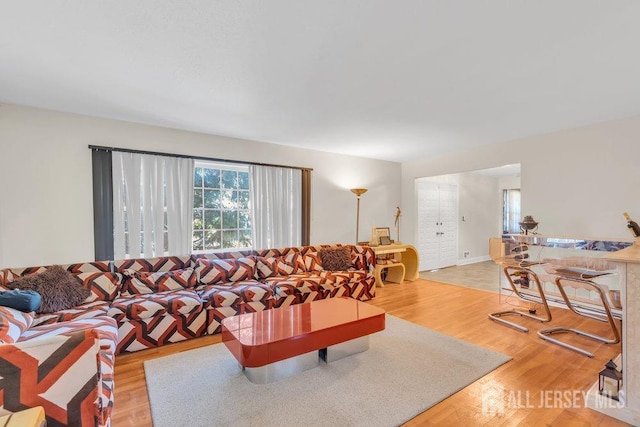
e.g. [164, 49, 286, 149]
[238, 171, 249, 190]
[238, 211, 251, 229]
[204, 189, 221, 209]
[204, 230, 221, 250]
[204, 210, 221, 229]
[222, 210, 238, 229]
[238, 191, 249, 209]
[193, 209, 203, 230]
[193, 189, 203, 209]
[221, 170, 237, 189]
[194, 167, 203, 187]
[239, 230, 252, 247]
[203, 169, 220, 188]
[222, 230, 239, 248]
[220, 190, 238, 209]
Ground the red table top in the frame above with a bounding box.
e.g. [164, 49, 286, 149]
[221, 298, 385, 367]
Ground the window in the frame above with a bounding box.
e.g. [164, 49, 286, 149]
[503, 188, 521, 234]
[192, 162, 252, 251]
[91, 145, 311, 261]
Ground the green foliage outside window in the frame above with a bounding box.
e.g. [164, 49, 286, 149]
[193, 165, 252, 251]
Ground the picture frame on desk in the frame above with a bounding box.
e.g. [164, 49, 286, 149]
[379, 235, 392, 246]
[374, 227, 391, 246]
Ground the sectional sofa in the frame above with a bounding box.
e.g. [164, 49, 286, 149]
[0, 244, 376, 426]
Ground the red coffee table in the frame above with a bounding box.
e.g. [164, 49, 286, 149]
[221, 297, 386, 383]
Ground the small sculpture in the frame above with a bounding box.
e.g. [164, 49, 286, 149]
[394, 206, 402, 243]
[519, 215, 538, 235]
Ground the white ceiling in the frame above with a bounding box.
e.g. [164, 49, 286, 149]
[2, 1, 640, 162]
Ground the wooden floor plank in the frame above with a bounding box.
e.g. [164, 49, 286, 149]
[112, 279, 629, 426]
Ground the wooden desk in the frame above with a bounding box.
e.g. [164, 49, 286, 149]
[372, 244, 419, 287]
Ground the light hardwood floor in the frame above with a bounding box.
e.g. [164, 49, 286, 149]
[112, 279, 628, 426]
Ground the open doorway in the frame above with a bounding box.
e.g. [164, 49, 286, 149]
[415, 164, 521, 273]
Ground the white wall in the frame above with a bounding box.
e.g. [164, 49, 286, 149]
[0, 104, 401, 267]
[458, 172, 500, 262]
[403, 115, 640, 251]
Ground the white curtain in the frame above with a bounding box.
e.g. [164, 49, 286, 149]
[249, 165, 301, 249]
[113, 152, 194, 258]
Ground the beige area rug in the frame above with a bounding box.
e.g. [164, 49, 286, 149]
[144, 315, 510, 427]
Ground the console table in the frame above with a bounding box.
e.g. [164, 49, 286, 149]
[372, 244, 419, 287]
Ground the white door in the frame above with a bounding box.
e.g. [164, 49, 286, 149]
[417, 182, 440, 271]
[437, 183, 458, 268]
[416, 181, 458, 271]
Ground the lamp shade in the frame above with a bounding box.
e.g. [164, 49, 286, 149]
[350, 188, 368, 196]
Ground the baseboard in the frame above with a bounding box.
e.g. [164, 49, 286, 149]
[457, 255, 490, 266]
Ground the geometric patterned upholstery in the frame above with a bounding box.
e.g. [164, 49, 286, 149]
[19, 317, 118, 356]
[113, 255, 194, 273]
[115, 310, 208, 354]
[195, 258, 256, 285]
[76, 272, 123, 302]
[0, 306, 34, 343]
[255, 253, 304, 278]
[3, 317, 118, 427]
[120, 268, 196, 296]
[196, 281, 274, 335]
[108, 290, 202, 322]
[264, 273, 348, 301]
[31, 300, 110, 327]
[197, 281, 274, 309]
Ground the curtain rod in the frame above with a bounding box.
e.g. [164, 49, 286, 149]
[88, 145, 313, 172]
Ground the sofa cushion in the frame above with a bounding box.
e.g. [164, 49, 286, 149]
[31, 301, 110, 327]
[76, 272, 123, 302]
[0, 306, 34, 343]
[319, 247, 352, 271]
[108, 290, 202, 321]
[7, 265, 91, 314]
[301, 252, 324, 272]
[197, 281, 273, 309]
[255, 253, 303, 278]
[264, 274, 349, 297]
[114, 255, 194, 273]
[121, 268, 196, 296]
[321, 270, 369, 282]
[19, 316, 119, 356]
[196, 257, 256, 285]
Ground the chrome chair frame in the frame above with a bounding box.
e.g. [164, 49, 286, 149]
[489, 263, 552, 333]
[538, 275, 620, 358]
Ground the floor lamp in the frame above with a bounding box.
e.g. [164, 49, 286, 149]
[350, 188, 367, 243]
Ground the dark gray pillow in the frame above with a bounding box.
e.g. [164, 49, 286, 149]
[7, 265, 90, 313]
[319, 247, 352, 271]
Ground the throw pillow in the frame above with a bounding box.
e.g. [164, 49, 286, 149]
[0, 306, 34, 343]
[319, 247, 352, 271]
[0, 289, 42, 312]
[7, 265, 91, 314]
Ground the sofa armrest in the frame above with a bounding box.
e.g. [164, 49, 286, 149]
[0, 329, 104, 426]
[351, 245, 376, 273]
